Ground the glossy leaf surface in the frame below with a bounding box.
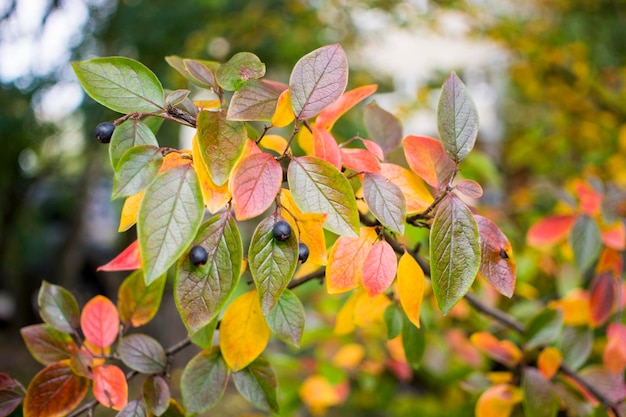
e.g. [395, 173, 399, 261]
[37, 281, 80, 334]
[24, 362, 88, 417]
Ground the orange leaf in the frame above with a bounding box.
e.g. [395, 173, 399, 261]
[299, 375, 343, 416]
[271, 89, 295, 128]
[334, 291, 358, 335]
[326, 227, 378, 294]
[402, 135, 455, 189]
[527, 214, 577, 247]
[596, 247, 623, 278]
[379, 163, 433, 213]
[538, 346, 562, 379]
[332, 343, 365, 369]
[339, 148, 381, 173]
[361, 240, 397, 297]
[470, 332, 522, 367]
[92, 364, 128, 410]
[316, 84, 378, 130]
[475, 384, 522, 417]
[601, 221, 626, 251]
[280, 189, 327, 265]
[80, 295, 119, 350]
[118, 191, 144, 232]
[192, 133, 230, 214]
[159, 151, 192, 172]
[574, 179, 602, 217]
[97, 240, 141, 272]
[362, 139, 384, 161]
[397, 252, 425, 328]
[313, 127, 341, 169]
[220, 290, 270, 371]
[231, 153, 282, 220]
[604, 323, 626, 374]
[589, 272, 617, 328]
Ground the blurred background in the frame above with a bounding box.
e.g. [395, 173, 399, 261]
[1, 0, 625, 415]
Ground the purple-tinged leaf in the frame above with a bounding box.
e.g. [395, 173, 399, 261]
[143, 375, 170, 416]
[0, 388, 23, 417]
[475, 215, 516, 297]
[182, 59, 219, 90]
[181, 349, 229, 415]
[227, 79, 287, 121]
[363, 172, 406, 235]
[119, 334, 166, 374]
[117, 400, 148, 417]
[455, 179, 483, 198]
[37, 281, 80, 334]
[216, 52, 265, 91]
[364, 101, 403, 155]
[20, 324, 78, 365]
[266, 289, 305, 348]
[232, 358, 279, 413]
[231, 153, 282, 221]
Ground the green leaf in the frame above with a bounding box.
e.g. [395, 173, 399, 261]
[190, 318, 219, 350]
[524, 308, 563, 350]
[118, 271, 166, 328]
[436, 72, 479, 163]
[364, 101, 403, 155]
[117, 400, 148, 417]
[362, 172, 406, 235]
[249, 214, 298, 314]
[289, 44, 348, 120]
[384, 304, 403, 340]
[561, 327, 592, 370]
[119, 334, 166, 374]
[522, 367, 558, 417]
[196, 110, 247, 186]
[216, 52, 265, 91]
[20, 324, 77, 365]
[402, 313, 425, 370]
[429, 194, 481, 314]
[570, 215, 602, 273]
[287, 156, 360, 237]
[175, 212, 243, 335]
[110, 119, 159, 170]
[37, 281, 80, 334]
[72, 57, 164, 114]
[227, 79, 286, 122]
[266, 289, 305, 348]
[138, 164, 204, 284]
[165, 56, 219, 90]
[143, 375, 170, 417]
[181, 349, 229, 416]
[165, 89, 191, 106]
[232, 357, 279, 413]
[112, 145, 163, 200]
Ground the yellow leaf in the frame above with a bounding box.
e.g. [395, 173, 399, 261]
[299, 375, 341, 416]
[220, 290, 270, 371]
[547, 289, 590, 326]
[397, 252, 425, 328]
[332, 343, 365, 369]
[259, 134, 289, 155]
[280, 189, 328, 265]
[271, 89, 294, 128]
[118, 191, 144, 232]
[487, 372, 514, 385]
[538, 346, 562, 379]
[475, 384, 523, 417]
[297, 123, 314, 155]
[193, 99, 221, 110]
[192, 134, 231, 213]
[326, 227, 378, 294]
[385, 336, 407, 362]
[380, 163, 433, 214]
[354, 290, 390, 328]
[334, 292, 358, 335]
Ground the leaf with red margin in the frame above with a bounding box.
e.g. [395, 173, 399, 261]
[118, 270, 166, 328]
[589, 272, 616, 328]
[601, 220, 626, 250]
[470, 332, 523, 367]
[326, 227, 378, 294]
[20, 324, 78, 365]
[97, 240, 141, 272]
[603, 323, 626, 374]
[24, 362, 89, 417]
[362, 139, 384, 161]
[364, 101, 403, 156]
[527, 214, 577, 247]
[231, 153, 282, 220]
[361, 240, 397, 296]
[93, 364, 128, 410]
[316, 84, 378, 130]
[81, 295, 120, 350]
[340, 148, 381, 173]
[475, 215, 516, 298]
[402, 135, 456, 189]
[313, 127, 342, 170]
[573, 179, 602, 217]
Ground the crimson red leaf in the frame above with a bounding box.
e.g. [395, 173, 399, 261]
[232, 152, 282, 220]
[97, 240, 141, 272]
[80, 295, 119, 350]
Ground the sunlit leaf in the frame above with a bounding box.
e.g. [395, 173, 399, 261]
[364, 101, 403, 155]
[524, 308, 563, 349]
[326, 227, 378, 294]
[112, 145, 163, 199]
[603, 323, 626, 374]
[249, 214, 298, 313]
[231, 153, 282, 220]
[232, 357, 279, 413]
[191, 133, 230, 214]
[290, 44, 348, 120]
[397, 252, 425, 329]
[600, 221, 626, 250]
[475, 215, 516, 298]
[227, 79, 285, 121]
[138, 164, 204, 284]
[589, 272, 616, 328]
[143, 375, 170, 417]
[266, 289, 305, 348]
[340, 148, 381, 173]
[258, 134, 289, 156]
[570, 215, 602, 273]
[288, 156, 359, 237]
[316, 84, 378, 130]
[24, 362, 88, 417]
[430, 194, 480, 314]
[402, 135, 456, 189]
[80, 295, 119, 350]
[379, 163, 433, 214]
[93, 364, 128, 410]
[119, 334, 166, 374]
[299, 375, 343, 416]
[363, 172, 406, 235]
[361, 240, 397, 297]
[175, 212, 242, 335]
[72, 57, 164, 114]
[181, 349, 229, 415]
[20, 324, 77, 365]
[312, 127, 342, 169]
[118, 191, 144, 232]
[470, 332, 523, 367]
[271, 89, 295, 128]
[97, 240, 141, 272]
[527, 214, 577, 247]
[216, 52, 265, 91]
[522, 367, 558, 417]
[220, 290, 271, 371]
[37, 281, 80, 334]
[538, 346, 562, 380]
[437, 72, 479, 162]
[117, 270, 166, 327]
[475, 384, 522, 417]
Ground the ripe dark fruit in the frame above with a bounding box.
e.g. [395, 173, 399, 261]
[272, 220, 292, 241]
[298, 242, 309, 264]
[94, 121, 115, 144]
[189, 245, 208, 266]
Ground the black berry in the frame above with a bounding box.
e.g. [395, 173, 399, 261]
[272, 220, 292, 241]
[94, 121, 115, 143]
[189, 245, 208, 266]
[298, 242, 309, 264]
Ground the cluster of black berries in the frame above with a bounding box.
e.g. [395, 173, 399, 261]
[272, 220, 309, 263]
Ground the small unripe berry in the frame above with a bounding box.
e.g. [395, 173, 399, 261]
[272, 220, 291, 241]
[298, 242, 309, 263]
[189, 245, 208, 266]
[94, 121, 115, 144]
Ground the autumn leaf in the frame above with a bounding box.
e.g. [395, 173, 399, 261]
[299, 375, 344, 416]
[80, 295, 119, 350]
[475, 384, 522, 417]
[93, 364, 128, 410]
[24, 362, 89, 417]
[403, 135, 456, 189]
[312, 127, 342, 169]
[361, 240, 397, 297]
[475, 215, 516, 298]
[589, 272, 616, 328]
[20, 324, 78, 365]
[527, 214, 577, 246]
[117, 270, 165, 327]
[379, 163, 433, 213]
[37, 281, 80, 334]
[397, 252, 426, 328]
[97, 240, 141, 272]
[231, 153, 282, 220]
[470, 332, 523, 367]
[340, 148, 381, 173]
[522, 367, 558, 417]
[538, 347, 562, 379]
[315, 84, 377, 130]
[364, 101, 403, 155]
[192, 133, 230, 214]
[326, 227, 378, 294]
[271, 89, 295, 127]
[603, 323, 626, 374]
[362, 172, 406, 235]
[181, 349, 229, 415]
[227, 79, 284, 121]
[573, 179, 602, 216]
[118, 191, 143, 232]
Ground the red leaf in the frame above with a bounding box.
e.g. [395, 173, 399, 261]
[316, 84, 378, 130]
[93, 364, 128, 410]
[97, 240, 141, 272]
[526, 215, 577, 247]
[601, 221, 626, 251]
[595, 247, 623, 278]
[604, 323, 626, 374]
[231, 152, 282, 220]
[313, 127, 342, 169]
[574, 179, 602, 217]
[24, 362, 89, 417]
[361, 240, 397, 296]
[340, 148, 381, 173]
[475, 215, 516, 298]
[589, 272, 616, 328]
[81, 295, 119, 349]
[402, 135, 455, 189]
